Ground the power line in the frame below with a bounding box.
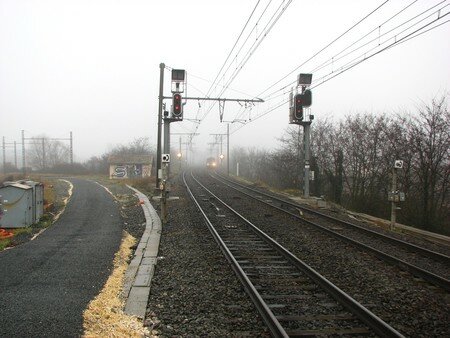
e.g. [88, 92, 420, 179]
[310, 1, 448, 75]
[309, 0, 423, 74]
[187, 72, 258, 98]
[186, 0, 292, 144]
[220, 0, 293, 96]
[199, 0, 292, 124]
[255, 0, 390, 99]
[259, 0, 447, 102]
[202, 0, 262, 102]
[311, 10, 450, 89]
[230, 11, 449, 133]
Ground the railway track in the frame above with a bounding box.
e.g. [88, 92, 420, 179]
[209, 172, 450, 292]
[184, 171, 403, 337]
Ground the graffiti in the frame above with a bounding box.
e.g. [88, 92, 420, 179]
[131, 164, 142, 178]
[112, 166, 127, 178]
[111, 164, 149, 179]
[142, 165, 151, 177]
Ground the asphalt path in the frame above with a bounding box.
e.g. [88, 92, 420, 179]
[0, 178, 123, 337]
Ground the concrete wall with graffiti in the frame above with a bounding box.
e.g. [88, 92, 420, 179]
[109, 164, 152, 179]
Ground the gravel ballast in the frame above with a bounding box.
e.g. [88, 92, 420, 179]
[145, 175, 269, 337]
[195, 172, 450, 337]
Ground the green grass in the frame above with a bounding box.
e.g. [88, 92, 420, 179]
[0, 238, 10, 250]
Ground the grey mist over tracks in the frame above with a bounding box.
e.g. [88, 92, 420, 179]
[0, 178, 123, 337]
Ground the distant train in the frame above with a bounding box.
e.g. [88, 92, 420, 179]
[206, 157, 217, 168]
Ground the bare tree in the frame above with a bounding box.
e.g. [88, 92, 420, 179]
[407, 97, 450, 230]
[110, 137, 155, 156]
[27, 136, 69, 171]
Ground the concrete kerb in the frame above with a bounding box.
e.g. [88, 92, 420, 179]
[122, 185, 162, 319]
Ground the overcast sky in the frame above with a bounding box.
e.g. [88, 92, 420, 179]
[1, 0, 449, 164]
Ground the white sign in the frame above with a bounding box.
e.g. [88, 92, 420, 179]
[394, 160, 403, 169]
[162, 154, 171, 163]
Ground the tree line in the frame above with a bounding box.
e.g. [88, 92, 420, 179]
[1, 137, 154, 176]
[230, 97, 449, 235]
[2, 98, 447, 234]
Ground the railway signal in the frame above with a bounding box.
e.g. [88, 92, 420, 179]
[294, 94, 304, 121]
[172, 93, 183, 120]
[289, 73, 314, 198]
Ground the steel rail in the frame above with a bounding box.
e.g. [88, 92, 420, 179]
[215, 173, 450, 265]
[183, 171, 288, 338]
[211, 173, 450, 292]
[187, 171, 404, 338]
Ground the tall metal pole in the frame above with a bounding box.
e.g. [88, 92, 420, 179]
[179, 136, 182, 172]
[156, 63, 165, 188]
[22, 130, 26, 175]
[303, 122, 311, 198]
[42, 138, 45, 171]
[227, 123, 230, 176]
[390, 167, 397, 230]
[220, 135, 223, 167]
[14, 141, 17, 169]
[70, 131, 73, 165]
[2, 136, 5, 174]
[163, 118, 170, 177]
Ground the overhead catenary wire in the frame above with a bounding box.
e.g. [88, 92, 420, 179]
[310, 10, 450, 89]
[255, 0, 391, 100]
[198, 0, 291, 124]
[231, 11, 450, 134]
[217, 0, 293, 97]
[186, 0, 271, 143]
[259, 0, 448, 103]
[310, 1, 448, 75]
[201, 0, 262, 103]
[186, 0, 293, 146]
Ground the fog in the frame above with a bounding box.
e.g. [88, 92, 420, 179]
[1, 0, 449, 164]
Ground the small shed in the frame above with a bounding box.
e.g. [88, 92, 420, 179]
[0, 183, 34, 228]
[20, 180, 44, 223]
[108, 154, 153, 179]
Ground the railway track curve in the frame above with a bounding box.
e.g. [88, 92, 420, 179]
[184, 171, 403, 337]
[209, 172, 450, 292]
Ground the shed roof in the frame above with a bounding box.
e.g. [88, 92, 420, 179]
[108, 154, 153, 165]
[0, 182, 32, 190]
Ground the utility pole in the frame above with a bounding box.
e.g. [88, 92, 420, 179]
[210, 133, 227, 168]
[289, 74, 313, 198]
[156, 62, 165, 188]
[163, 117, 171, 177]
[227, 123, 230, 175]
[178, 136, 182, 172]
[390, 166, 397, 230]
[42, 138, 45, 171]
[303, 121, 312, 198]
[70, 131, 73, 166]
[221, 119, 245, 176]
[22, 130, 25, 175]
[2, 137, 22, 173]
[2, 137, 5, 175]
[14, 141, 17, 169]
[171, 133, 199, 170]
[389, 160, 404, 230]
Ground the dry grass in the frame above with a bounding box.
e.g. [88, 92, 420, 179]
[83, 231, 150, 338]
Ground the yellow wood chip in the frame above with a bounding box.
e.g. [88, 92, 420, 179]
[83, 231, 152, 337]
